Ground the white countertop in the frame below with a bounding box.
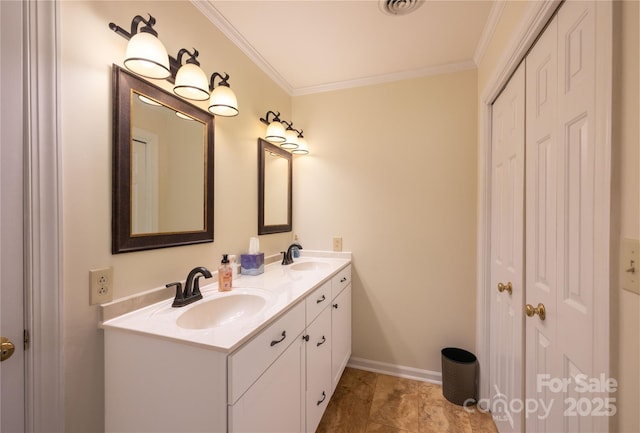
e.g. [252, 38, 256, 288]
[101, 251, 351, 353]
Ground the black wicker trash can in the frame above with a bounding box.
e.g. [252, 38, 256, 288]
[441, 347, 478, 406]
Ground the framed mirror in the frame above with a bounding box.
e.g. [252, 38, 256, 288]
[112, 65, 214, 253]
[258, 138, 292, 234]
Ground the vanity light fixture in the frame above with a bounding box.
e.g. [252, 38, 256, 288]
[109, 15, 171, 79]
[208, 72, 239, 117]
[172, 48, 210, 101]
[109, 14, 239, 116]
[259, 110, 310, 154]
[291, 135, 309, 155]
[259, 111, 286, 143]
[280, 121, 300, 150]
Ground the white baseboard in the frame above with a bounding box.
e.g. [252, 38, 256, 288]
[347, 357, 442, 385]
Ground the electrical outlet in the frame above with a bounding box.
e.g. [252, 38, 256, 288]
[90, 267, 114, 305]
[621, 238, 640, 295]
[332, 236, 342, 252]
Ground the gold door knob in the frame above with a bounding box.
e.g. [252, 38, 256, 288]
[497, 282, 513, 295]
[1, 337, 15, 362]
[525, 303, 546, 321]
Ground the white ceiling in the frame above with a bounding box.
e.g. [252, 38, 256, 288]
[193, 0, 500, 96]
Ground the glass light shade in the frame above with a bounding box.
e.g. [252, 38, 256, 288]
[173, 63, 210, 101]
[175, 111, 194, 121]
[281, 130, 299, 150]
[138, 94, 162, 106]
[124, 32, 171, 79]
[291, 137, 309, 155]
[265, 121, 286, 143]
[208, 86, 239, 117]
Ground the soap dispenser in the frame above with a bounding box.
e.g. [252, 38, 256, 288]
[292, 235, 300, 258]
[218, 254, 233, 292]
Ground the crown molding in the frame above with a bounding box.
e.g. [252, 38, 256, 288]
[292, 60, 477, 96]
[473, 0, 506, 66]
[193, 0, 478, 96]
[191, 0, 294, 95]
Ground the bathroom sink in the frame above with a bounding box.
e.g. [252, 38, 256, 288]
[290, 261, 330, 271]
[177, 294, 268, 329]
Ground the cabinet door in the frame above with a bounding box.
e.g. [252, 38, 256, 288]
[331, 285, 351, 392]
[229, 335, 304, 433]
[305, 307, 332, 433]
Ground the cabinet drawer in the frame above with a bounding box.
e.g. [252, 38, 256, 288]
[305, 308, 332, 433]
[228, 301, 305, 404]
[305, 281, 331, 324]
[331, 265, 351, 300]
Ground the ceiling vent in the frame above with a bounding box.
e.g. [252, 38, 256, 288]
[379, 0, 425, 16]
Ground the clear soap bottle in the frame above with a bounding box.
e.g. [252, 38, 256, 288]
[218, 254, 232, 292]
[292, 235, 300, 258]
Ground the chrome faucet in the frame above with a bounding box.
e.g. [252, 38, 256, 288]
[168, 266, 212, 307]
[281, 242, 303, 265]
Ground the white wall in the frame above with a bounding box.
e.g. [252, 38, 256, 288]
[293, 70, 478, 373]
[60, 2, 292, 431]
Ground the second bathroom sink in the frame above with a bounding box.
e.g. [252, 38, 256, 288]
[290, 261, 331, 271]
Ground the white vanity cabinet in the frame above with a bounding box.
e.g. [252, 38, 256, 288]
[105, 331, 228, 433]
[331, 266, 352, 391]
[228, 302, 305, 433]
[104, 258, 352, 433]
[228, 335, 305, 433]
[304, 282, 332, 432]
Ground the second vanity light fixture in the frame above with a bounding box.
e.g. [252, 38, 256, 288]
[109, 14, 239, 117]
[259, 110, 309, 155]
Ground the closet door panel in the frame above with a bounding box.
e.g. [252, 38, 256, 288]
[525, 2, 603, 432]
[489, 62, 525, 433]
[526, 14, 563, 433]
[556, 3, 597, 432]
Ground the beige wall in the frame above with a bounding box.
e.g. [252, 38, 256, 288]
[293, 70, 478, 371]
[60, 2, 292, 431]
[611, 1, 640, 431]
[59, 1, 638, 432]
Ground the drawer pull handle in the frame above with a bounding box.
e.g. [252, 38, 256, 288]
[333, 303, 339, 309]
[316, 336, 326, 347]
[303, 334, 309, 342]
[316, 295, 326, 304]
[340, 277, 347, 283]
[317, 391, 326, 406]
[270, 331, 286, 346]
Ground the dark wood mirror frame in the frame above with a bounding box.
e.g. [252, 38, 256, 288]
[258, 138, 292, 235]
[112, 65, 214, 253]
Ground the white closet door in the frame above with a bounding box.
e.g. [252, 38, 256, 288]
[526, 2, 605, 432]
[489, 62, 525, 433]
[525, 13, 562, 433]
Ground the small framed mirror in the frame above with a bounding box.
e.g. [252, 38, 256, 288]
[258, 138, 292, 234]
[112, 65, 214, 253]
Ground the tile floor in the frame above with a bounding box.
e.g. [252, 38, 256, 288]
[316, 367, 499, 433]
